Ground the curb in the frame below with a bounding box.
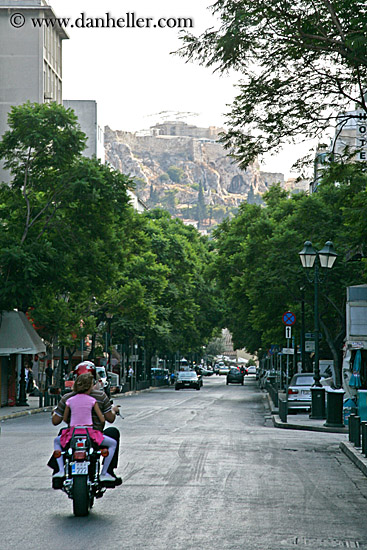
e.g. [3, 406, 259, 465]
[265, 391, 348, 434]
[272, 414, 348, 433]
[0, 406, 54, 422]
[340, 441, 367, 478]
[0, 387, 156, 422]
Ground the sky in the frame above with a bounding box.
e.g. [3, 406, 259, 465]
[51, 0, 312, 179]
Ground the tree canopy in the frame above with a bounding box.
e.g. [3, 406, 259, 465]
[211, 165, 367, 384]
[178, 0, 367, 167]
[0, 102, 221, 362]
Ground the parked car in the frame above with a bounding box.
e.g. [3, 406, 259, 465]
[175, 370, 202, 390]
[226, 367, 244, 385]
[286, 372, 315, 412]
[64, 373, 74, 393]
[151, 368, 171, 386]
[246, 365, 257, 375]
[64, 366, 111, 396]
[197, 366, 214, 376]
[107, 372, 122, 394]
[95, 366, 111, 397]
[259, 369, 272, 389]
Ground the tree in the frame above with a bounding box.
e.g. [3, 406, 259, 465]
[0, 102, 136, 351]
[178, 0, 367, 167]
[167, 165, 184, 183]
[196, 182, 207, 228]
[141, 209, 220, 358]
[211, 176, 367, 384]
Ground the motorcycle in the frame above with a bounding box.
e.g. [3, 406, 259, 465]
[52, 426, 115, 517]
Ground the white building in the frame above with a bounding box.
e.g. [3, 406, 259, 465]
[0, 0, 68, 181]
[63, 100, 105, 163]
[311, 107, 367, 193]
[0, 0, 145, 213]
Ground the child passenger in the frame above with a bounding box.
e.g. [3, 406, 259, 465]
[53, 373, 117, 482]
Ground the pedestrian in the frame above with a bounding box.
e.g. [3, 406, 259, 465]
[52, 373, 117, 482]
[26, 365, 34, 394]
[45, 363, 53, 389]
[32, 355, 39, 387]
[128, 365, 134, 390]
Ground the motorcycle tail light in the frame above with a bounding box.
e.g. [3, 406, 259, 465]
[77, 441, 86, 448]
[73, 451, 87, 460]
[101, 448, 109, 457]
[53, 450, 62, 458]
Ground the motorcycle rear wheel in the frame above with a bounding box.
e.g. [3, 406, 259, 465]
[72, 475, 90, 517]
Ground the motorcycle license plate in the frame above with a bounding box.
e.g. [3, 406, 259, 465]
[72, 462, 88, 475]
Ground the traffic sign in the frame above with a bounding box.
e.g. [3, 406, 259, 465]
[282, 347, 294, 355]
[305, 341, 315, 352]
[282, 311, 296, 326]
[285, 326, 292, 339]
[305, 332, 321, 340]
[268, 344, 280, 355]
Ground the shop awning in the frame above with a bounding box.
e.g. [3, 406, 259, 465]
[0, 311, 46, 356]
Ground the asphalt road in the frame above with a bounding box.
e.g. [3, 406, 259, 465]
[0, 375, 366, 550]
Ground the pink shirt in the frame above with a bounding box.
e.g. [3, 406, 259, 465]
[66, 393, 96, 426]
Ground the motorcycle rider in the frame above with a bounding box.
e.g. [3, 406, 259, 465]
[50, 361, 122, 486]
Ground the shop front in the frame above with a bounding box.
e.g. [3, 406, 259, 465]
[0, 311, 46, 406]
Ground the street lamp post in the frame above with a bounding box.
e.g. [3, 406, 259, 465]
[298, 240, 338, 418]
[105, 313, 113, 371]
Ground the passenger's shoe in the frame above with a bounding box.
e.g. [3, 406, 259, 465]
[112, 475, 122, 486]
[52, 473, 65, 490]
[100, 473, 115, 483]
[53, 471, 65, 478]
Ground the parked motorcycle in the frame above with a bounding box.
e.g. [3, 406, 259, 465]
[53, 426, 115, 516]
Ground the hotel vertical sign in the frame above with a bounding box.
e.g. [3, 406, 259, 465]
[356, 114, 367, 161]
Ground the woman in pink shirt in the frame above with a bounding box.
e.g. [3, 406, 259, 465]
[53, 373, 117, 482]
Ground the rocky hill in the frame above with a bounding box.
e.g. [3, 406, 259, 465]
[104, 122, 284, 231]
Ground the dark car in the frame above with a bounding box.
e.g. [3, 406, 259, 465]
[175, 371, 201, 390]
[151, 368, 171, 386]
[226, 367, 244, 385]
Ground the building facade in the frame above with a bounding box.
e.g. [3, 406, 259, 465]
[63, 100, 105, 163]
[311, 108, 367, 193]
[0, 0, 68, 180]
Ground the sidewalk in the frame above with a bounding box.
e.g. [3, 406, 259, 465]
[265, 391, 367, 479]
[266, 392, 348, 433]
[0, 395, 53, 429]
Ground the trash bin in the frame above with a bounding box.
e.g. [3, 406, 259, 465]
[358, 390, 367, 422]
[324, 388, 345, 427]
[310, 386, 326, 419]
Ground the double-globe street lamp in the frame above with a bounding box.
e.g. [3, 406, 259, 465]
[298, 240, 338, 418]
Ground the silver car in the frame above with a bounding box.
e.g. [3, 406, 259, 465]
[287, 373, 315, 412]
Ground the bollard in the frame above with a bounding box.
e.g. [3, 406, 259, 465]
[310, 387, 326, 419]
[361, 422, 367, 457]
[324, 389, 345, 428]
[353, 415, 361, 447]
[349, 413, 358, 443]
[38, 393, 43, 408]
[279, 398, 287, 423]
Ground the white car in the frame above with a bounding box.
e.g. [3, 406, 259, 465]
[246, 365, 257, 375]
[218, 365, 230, 375]
[286, 373, 314, 412]
[95, 366, 111, 396]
